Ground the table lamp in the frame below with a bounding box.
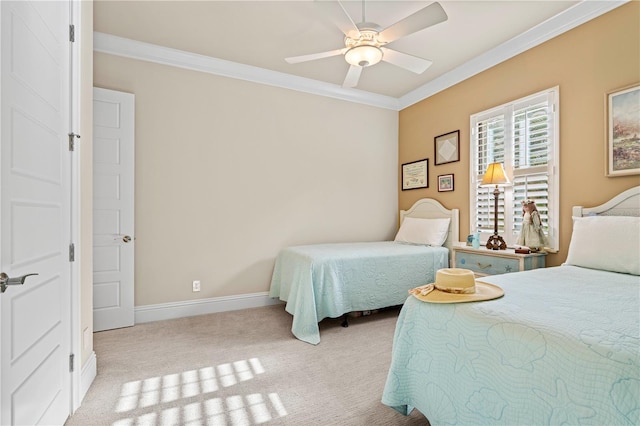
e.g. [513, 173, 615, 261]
[481, 162, 510, 250]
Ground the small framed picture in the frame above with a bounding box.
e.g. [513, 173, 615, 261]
[606, 83, 640, 176]
[402, 159, 428, 191]
[437, 174, 454, 192]
[434, 130, 460, 165]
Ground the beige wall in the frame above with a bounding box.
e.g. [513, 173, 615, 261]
[94, 53, 398, 306]
[398, 2, 640, 267]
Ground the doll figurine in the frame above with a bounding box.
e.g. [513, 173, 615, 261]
[517, 199, 548, 251]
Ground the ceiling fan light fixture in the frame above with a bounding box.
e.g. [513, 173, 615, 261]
[344, 45, 383, 67]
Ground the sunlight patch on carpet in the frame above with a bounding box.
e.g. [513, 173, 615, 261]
[112, 357, 287, 425]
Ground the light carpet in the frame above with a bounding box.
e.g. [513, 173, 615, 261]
[65, 304, 429, 426]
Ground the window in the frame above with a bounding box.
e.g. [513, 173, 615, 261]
[470, 87, 559, 250]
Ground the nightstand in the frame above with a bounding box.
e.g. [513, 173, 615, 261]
[452, 246, 546, 277]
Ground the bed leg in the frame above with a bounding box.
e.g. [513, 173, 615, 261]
[341, 314, 349, 328]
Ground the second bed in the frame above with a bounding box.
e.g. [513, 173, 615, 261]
[269, 198, 459, 345]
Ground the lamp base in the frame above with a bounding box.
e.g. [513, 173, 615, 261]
[486, 234, 507, 250]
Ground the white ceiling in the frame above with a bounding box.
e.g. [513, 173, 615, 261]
[94, 1, 625, 109]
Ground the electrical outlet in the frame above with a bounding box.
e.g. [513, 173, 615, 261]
[192, 280, 201, 292]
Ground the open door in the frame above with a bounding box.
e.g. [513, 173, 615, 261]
[92, 87, 135, 332]
[0, 1, 72, 424]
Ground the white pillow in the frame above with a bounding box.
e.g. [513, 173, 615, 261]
[394, 217, 451, 246]
[565, 216, 640, 275]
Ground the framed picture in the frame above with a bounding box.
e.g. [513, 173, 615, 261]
[437, 174, 454, 192]
[434, 130, 460, 165]
[402, 159, 428, 190]
[606, 83, 640, 176]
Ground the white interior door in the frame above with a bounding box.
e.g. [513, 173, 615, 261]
[0, 1, 71, 425]
[93, 87, 135, 332]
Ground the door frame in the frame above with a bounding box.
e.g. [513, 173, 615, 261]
[69, 0, 84, 413]
[0, 0, 2, 414]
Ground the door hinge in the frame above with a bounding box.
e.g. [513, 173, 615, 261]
[69, 354, 75, 372]
[68, 132, 80, 151]
[69, 25, 75, 42]
[69, 243, 75, 262]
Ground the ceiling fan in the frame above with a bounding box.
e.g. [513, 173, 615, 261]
[285, 1, 448, 88]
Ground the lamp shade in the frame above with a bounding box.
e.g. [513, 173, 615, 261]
[345, 45, 383, 67]
[481, 162, 510, 186]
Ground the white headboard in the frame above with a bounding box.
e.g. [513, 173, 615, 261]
[400, 198, 460, 254]
[572, 186, 640, 217]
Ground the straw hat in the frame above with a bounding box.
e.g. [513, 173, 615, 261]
[409, 268, 504, 303]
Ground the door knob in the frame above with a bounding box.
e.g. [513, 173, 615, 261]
[0, 272, 38, 293]
[122, 235, 132, 243]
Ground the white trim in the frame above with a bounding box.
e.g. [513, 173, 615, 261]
[79, 351, 96, 405]
[0, 2, 5, 420]
[549, 87, 561, 252]
[398, 0, 628, 109]
[93, 1, 626, 111]
[135, 292, 283, 324]
[93, 32, 399, 111]
[70, 0, 82, 414]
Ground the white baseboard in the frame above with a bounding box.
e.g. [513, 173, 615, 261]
[135, 291, 283, 324]
[80, 351, 96, 404]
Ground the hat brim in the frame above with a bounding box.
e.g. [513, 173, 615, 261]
[412, 280, 504, 304]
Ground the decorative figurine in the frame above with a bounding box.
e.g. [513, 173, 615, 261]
[517, 199, 548, 251]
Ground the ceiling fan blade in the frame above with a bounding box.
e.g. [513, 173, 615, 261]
[314, 0, 360, 38]
[285, 48, 346, 64]
[378, 2, 448, 44]
[380, 47, 433, 74]
[342, 65, 362, 88]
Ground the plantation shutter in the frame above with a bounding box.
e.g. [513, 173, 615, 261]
[470, 87, 559, 249]
[474, 113, 506, 234]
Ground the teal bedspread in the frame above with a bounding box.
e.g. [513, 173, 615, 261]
[382, 265, 640, 425]
[269, 241, 448, 345]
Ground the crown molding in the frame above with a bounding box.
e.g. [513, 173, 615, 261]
[398, 0, 628, 109]
[94, 1, 626, 112]
[93, 32, 400, 111]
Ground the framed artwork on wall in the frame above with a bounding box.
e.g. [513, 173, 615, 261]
[402, 159, 428, 190]
[434, 130, 460, 165]
[606, 83, 640, 176]
[438, 174, 454, 192]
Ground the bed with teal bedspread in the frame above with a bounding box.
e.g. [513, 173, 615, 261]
[382, 186, 640, 425]
[382, 265, 640, 424]
[270, 197, 459, 345]
[270, 242, 449, 345]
